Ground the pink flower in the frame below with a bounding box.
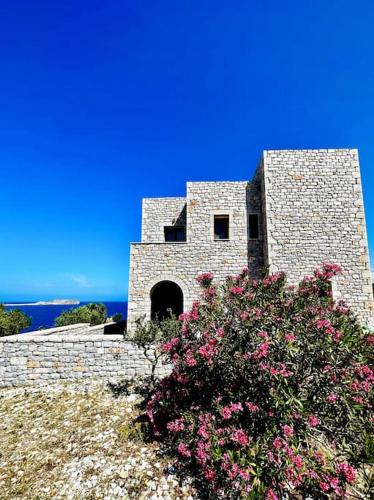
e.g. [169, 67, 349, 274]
[263, 272, 284, 286]
[196, 440, 210, 465]
[238, 468, 251, 480]
[265, 488, 279, 500]
[315, 318, 331, 330]
[330, 477, 340, 490]
[314, 263, 342, 280]
[245, 402, 259, 413]
[307, 415, 320, 427]
[198, 424, 209, 439]
[319, 481, 330, 492]
[184, 350, 198, 367]
[283, 425, 294, 439]
[220, 406, 232, 420]
[216, 327, 225, 338]
[367, 335, 374, 345]
[327, 393, 337, 403]
[273, 437, 283, 449]
[178, 312, 189, 321]
[161, 337, 179, 353]
[251, 342, 270, 360]
[292, 454, 303, 468]
[204, 468, 216, 482]
[177, 443, 191, 457]
[352, 395, 366, 405]
[336, 462, 357, 484]
[221, 402, 243, 420]
[229, 286, 245, 295]
[240, 311, 250, 321]
[333, 330, 343, 342]
[229, 402, 243, 413]
[198, 342, 217, 361]
[196, 272, 214, 286]
[167, 418, 185, 432]
[231, 429, 249, 446]
[284, 333, 297, 342]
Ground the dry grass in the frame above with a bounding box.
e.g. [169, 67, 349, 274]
[0, 381, 195, 499]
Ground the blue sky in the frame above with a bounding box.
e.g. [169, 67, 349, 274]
[1, 0, 373, 301]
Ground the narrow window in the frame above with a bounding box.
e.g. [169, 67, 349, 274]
[248, 214, 259, 239]
[164, 226, 186, 242]
[214, 215, 229, 240]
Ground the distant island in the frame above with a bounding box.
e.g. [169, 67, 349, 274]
[4, 299, 80, 306]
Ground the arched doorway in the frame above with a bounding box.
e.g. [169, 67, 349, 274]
[150, 280, 183, 320]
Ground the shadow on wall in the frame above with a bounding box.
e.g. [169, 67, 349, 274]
[103, 320, 127, 335]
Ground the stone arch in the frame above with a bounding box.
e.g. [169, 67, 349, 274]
[150, 280, 184, 320]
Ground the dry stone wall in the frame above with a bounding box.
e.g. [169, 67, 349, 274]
[0, 325, 169, 388]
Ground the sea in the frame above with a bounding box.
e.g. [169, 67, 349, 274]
[4, 301, 128, 333]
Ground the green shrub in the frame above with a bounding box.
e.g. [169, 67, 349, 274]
[146, 264, 373, 498]
[54, 303, 107, 327]
[0, 304, 31, 336]
[125, 315, 180, 383]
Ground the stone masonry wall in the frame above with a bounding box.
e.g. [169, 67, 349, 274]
[127, 181, 264, 330]
[0, 325, 169, 388]
[262, 149, 374, 325]
[141, 197, 186, 243]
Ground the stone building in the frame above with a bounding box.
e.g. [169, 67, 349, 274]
[127, 149, 373, 330]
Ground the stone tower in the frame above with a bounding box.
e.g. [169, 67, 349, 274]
[127, 148, 373, 330]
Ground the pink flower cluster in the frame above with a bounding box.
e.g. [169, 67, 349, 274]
[198, 339, 217, 363]
[177, 442, 191, 457]
[161, 336, 179, 353]
[327, 393, 338, 403]
[283, 425, 294, 439]
[184, 349, 198, 367]
[196, 440, 210, 465]
[260, 362, 293, 378]
[229, 286, 245, 295]
[196, 272, 214, 287]
[251, 341, 270, 360]
[263, 272, 285, 286]
[245, 402, 259, 412]
[314, 262, 342, 280]
[167, 418, 185, 432]
[307, 414, 321, 427]
[220, 402, 243, 420]
[284, 333, 297, 342]
[230, 428, 249, 446]
[336, 462, 357, 484]
[315, 318, 343, 341]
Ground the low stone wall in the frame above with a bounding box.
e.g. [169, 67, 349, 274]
[0, 324, 169, 388]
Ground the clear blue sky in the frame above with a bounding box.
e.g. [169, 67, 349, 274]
[1, 0, 373, 301]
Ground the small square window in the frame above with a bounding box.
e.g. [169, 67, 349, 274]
[214, 215, 229, 240]
[164, 226, 186, 242]
[248, 214, 259, 239]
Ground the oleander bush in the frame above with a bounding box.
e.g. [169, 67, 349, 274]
[146, 264, 373, 498]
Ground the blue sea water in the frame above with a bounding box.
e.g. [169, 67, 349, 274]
[4, 302, 128, 332]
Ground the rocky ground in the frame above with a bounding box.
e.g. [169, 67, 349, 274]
[0, 380, 196, 500]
